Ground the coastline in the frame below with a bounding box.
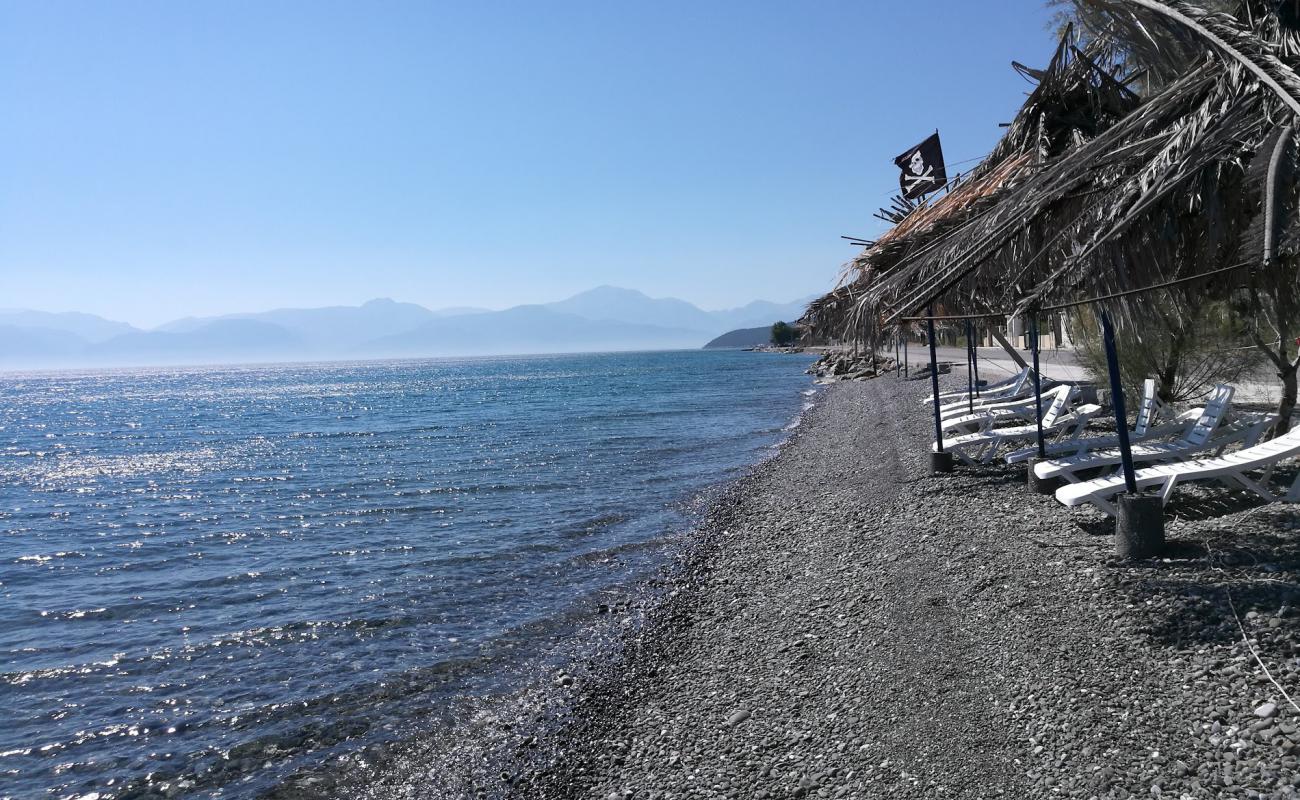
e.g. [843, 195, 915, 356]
[502, 372, 1300, 799]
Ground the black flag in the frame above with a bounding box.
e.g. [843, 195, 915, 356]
[893, 132, 947, 200]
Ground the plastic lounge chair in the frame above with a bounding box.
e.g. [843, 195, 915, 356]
[935, 373, 1060, 417]
[1031, 384, 1236, 482]
[935, 385, 1103, 465]
[1005, 408, 1201, 463]
[1055, 426, 1300, 516]
[1003, 378, 1184, 463]
[940, 384, 1078, 435]
[1031, 386, 1268, 484]
[925, 367, 1029, 405]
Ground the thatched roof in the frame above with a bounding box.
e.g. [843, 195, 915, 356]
[802, 0, 1300, 341]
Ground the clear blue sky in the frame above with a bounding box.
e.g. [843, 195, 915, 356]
[1, 1, 1056, 328]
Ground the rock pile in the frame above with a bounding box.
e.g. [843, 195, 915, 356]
[806, 350, 899, 382]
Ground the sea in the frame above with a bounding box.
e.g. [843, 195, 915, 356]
[0, 349, 816, 799]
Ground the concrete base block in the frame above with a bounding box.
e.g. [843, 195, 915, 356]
[1027, 457, 1058, 495]
[1116, 493, 1165, 560]
[930, 451, 954, 475]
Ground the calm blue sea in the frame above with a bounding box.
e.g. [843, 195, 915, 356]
[0, 350, 815, 799]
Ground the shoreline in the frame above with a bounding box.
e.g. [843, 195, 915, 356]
[266, 359, 824, 800]
[504, 372, 1300, 799]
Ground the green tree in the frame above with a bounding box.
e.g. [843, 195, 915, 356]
[1068, 296, 1260, 406]
[770, 321, 796, 346]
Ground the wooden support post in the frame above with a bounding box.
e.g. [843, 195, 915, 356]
[989, 327, 1029, 369]
[1099, 310, 1138, 493]
[1031, 315, 1045, 460]
[965, 318, 975, 415]
[1027, 314, 1054, 494]
[928, 308, 953, 474]
[1099, 309, 1163, 554]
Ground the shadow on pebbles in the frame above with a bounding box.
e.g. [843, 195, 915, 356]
[500, 374, 1300, 799]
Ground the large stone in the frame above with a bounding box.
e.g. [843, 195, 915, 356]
[930, 451, 954, 474]
[1115, 492, 1164, 560]
[1027, 456, 1058, 495]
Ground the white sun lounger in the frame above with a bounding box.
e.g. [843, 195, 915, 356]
[1032, 385, 1254, 483]
[925, 366, 1029, 405]
[935, 384, 1103, 464]
[1003, 378, 1191, 464]
[941, 384, 1078, 435]
[1055, 425, 1300, 516]
[1005, 409, 1201, 463]
[935, 372, 1060, 417]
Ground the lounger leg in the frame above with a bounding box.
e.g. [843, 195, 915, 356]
[1231, 472, 1277, 502]
[1159, 476, 1179, 505]
[981, 441, 1003, 464]
[1286, 472, 1300, 502]
[1094, 496, 1118, 517]
[948, 445, 976, 466]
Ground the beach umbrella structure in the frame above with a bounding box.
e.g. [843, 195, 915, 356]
[800, 0, 1300, 552]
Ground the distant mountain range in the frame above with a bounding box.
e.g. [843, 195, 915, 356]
[0, 287, 814, 369]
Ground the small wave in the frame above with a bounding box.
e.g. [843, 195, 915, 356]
[13, 550, 85, 564]
[556, 513, 628, 539]
[7, 447, 229, 485]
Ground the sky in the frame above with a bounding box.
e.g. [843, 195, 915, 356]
[1, 1, 1058, 328]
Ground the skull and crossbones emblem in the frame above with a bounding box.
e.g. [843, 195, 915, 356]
[903, 150, 934, 191]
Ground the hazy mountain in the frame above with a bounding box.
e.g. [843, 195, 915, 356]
[362, 305, 704, 357]
[89, 320, 302, 365]
[710, 299, 814, 331]
[0, 287, 813, 369]
[0, 325, 89, 367]
[544, 286, 720, 332]
[704, 325, 781, 349]
[156, 298, 439, 347]
[0, 309, 138, 343]
[431, 306, 491, 317]
[543, 286, 812, 334]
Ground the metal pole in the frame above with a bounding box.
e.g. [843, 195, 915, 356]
[969, 320, 981, 397]
[895, 335, 901, 378]
[965, 319, 975, 414]
[903, 335, 909, 378]
[1030, 314, 1046, 459]
[927, 309, 944, 452]
[1100, 309, 1139, 494]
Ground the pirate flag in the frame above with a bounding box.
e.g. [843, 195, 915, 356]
[893, 132, 947, 200]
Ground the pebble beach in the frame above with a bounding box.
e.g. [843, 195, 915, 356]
[502, 371, 1300, 800]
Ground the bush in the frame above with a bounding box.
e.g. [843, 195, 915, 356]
[1069, 295, 1260, 405]
[770, 321, 797, 346]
